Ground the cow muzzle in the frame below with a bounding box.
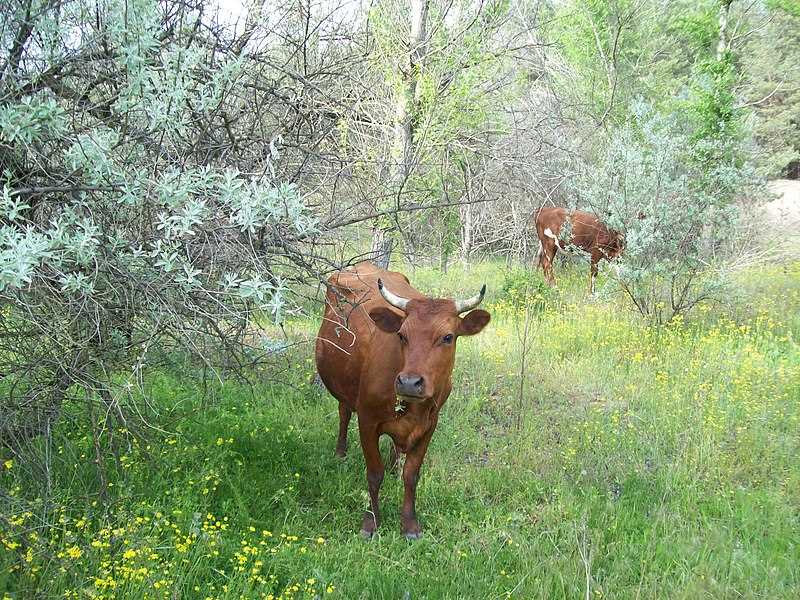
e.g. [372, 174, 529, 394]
[395, 373, 427, 401]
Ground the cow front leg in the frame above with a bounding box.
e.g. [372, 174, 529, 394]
[335, 402, 352, 458]
[400, 427, 436, 540]
[358, 424, 384, 538]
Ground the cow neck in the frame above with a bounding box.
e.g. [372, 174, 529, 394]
[384, 393, 441, 453]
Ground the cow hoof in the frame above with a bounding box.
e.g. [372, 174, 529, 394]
[334, 449, 347, 459]
[360, 513, 379, 539]
[401, 518, 422, 540]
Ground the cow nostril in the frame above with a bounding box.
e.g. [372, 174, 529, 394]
[396, 374, 425, 393]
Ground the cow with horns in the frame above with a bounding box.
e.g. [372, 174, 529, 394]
[533, 207, 626, 294]
[315, 262, 490, 539]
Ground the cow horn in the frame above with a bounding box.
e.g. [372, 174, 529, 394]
[377, 278, 409, 311]
[455, 285, 486, 314]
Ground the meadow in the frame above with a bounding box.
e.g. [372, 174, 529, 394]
[2, 260, 799, 599]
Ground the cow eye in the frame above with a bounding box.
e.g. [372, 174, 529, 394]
[441, 334, 454, 345]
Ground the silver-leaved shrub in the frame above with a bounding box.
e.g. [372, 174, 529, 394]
[575, 101, 765, 323]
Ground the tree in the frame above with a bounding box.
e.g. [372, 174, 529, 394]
[0, 0, 335, 481]
[368, 0, 430, 268]
[741, 3, 800, 178]
[362, 0, 522, 268]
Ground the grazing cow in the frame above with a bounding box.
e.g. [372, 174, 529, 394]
[534, 207, 625, 293]
[315, 262, 490, 539]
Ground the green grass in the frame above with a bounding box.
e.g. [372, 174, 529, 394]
[2, 260, 799, 599]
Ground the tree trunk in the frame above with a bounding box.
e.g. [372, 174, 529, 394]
[510, 200, 524, 263]
[372, 0, 430, 268]
[716, 0, 733, 60]
[394, 0, 429, 181]
[460, 162, 474, 262]
[371, 227, 393, 269]
[460, 202, 473, 262]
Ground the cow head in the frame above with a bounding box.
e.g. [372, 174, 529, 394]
[608, 212, 644, 258]
[606, 231, 625, 259]
[368, 280, 490, 402]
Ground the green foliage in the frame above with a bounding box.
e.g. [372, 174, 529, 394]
[767, 0, 800, 16]
[547, 0, 662, 123]
[0, 96, 64, 144]
[662, 2, 744, 173]
[499, 268, 553, 312]
[0, 0, 319, 476]
[576, 100, 763, 323]
[668, 3, 718, 53]
[741, 5, 800, 177]
[684, 52, 743, 173]
[367, 0, 514, 198]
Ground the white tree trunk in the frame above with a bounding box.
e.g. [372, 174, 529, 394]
[460, 162, 474, 262]
[395, 0, 429, 180]
[372, 0, 429, 268]
[716, 0, 733, 60]
[371, 226, 393, 269]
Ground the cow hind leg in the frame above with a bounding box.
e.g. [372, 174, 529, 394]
[532, 240, 542, 267]
[539, 239, 557, 286]
[334, 402, 352, 458]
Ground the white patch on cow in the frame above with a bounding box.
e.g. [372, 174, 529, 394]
[543, 227, 565, 250]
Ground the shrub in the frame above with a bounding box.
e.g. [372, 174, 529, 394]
[574, 101, 765, 324]
[499, 268, 553, 312]
[0, 0, 321, 485]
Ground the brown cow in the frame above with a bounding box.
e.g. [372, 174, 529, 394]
[534, 207, 625, 293]
[315, 262, 490, 539]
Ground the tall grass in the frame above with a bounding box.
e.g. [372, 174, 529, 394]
[2, 261, 799, 599]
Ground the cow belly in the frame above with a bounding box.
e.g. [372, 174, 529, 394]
[315, 319, 362, 410]
[317, 359, 359, 409]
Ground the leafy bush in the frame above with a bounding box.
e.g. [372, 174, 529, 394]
[575, 101, 765, 324]
[499, 268, 553, 312]
[0, 0, 322, 480]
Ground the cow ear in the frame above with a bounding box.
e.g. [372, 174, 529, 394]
[458, 309, 490, 336]
[369, 307, 404, 333]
